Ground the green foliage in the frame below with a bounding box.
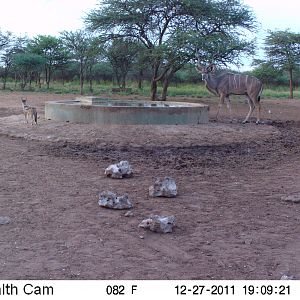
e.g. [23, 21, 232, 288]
[0, 30, 12, 50]
[106, 38, 141, 88]
[265, 30, 300, 70]
[250, 60, 285, 85]
[0, 34, 29, 89]
[28, 35, 69, 89]
[253, 30, 300, 98]
[1, 76, 299, 99]
[12, 53, 45, 89]
[12, 53, 45, 73]
[60, 30, 103, 94]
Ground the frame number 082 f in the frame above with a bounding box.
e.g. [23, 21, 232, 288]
[105, 285, 138, 295]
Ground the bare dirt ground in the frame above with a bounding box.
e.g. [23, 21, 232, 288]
[0, 91, 299, 280]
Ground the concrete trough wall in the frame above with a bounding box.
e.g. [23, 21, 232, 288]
[45, 99, 209, 125]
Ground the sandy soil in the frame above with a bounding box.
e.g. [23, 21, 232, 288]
[0, 91, 299, 280]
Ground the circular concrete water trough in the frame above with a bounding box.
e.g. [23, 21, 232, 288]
[45, 97, 209, 125]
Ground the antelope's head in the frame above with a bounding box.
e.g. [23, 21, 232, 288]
[195, 63, 216, 81]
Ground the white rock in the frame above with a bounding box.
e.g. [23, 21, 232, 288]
[139, 215, 175, 233]
[105, 160, 133, 179]
[0, 216, 11, 225]
[280, 274, 294, 280]
[281, 193, 300, 203]
[149, 177, 177, 197]
[98, 191, 133, 209]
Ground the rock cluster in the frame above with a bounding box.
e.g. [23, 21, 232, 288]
[100, 161, 177, 233]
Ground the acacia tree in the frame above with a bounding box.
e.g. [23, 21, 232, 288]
[0, 31, 14, 89]
[28, 35, 69, 89]
[251, 59, 284, 86]
[0, 31, 13, 89]
[264, 30, 300, 99]
[0, 30, 11, 49]
[85, 37, 103, 93]
[86, 0, 256, 100]
[60, 30, 101, 95]
[1, 35, 29, 89]
[12, 53, 45, 90]
[106, 38, 140, 89]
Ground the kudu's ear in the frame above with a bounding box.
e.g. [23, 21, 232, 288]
[195, 62, 206, 74]
[195, 53, 205, 73]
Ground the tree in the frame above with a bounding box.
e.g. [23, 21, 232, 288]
[60, 30, 102, 95]
[86, 37, 104, 93]
[0, 30, 11, 49]
[250, 59, 284, 86]
[28, 35, 68, 89]
[106, 38, 140, 89]
[12, 53, 45, 90]
[264, 30, 300, 99]
[0, 31, 13, 89]
[1, 35, 29, 89]
[0, 32, 14, 89]
[85, 0, 256, 100]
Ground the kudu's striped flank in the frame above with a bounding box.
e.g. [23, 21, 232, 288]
[196, 64, 263, 124]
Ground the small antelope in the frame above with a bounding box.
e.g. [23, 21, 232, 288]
[196, 63, 263, 124]
[21, 98, 38, 125]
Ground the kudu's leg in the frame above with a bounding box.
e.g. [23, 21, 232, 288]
[242, 96, 255, 124]
[215, 94, 225, 121]
[225, 96, 233, 121]
[255, 100, 261, 124]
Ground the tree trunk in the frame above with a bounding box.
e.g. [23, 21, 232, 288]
[14, 73, 18, 88]
[88, 65, 93, 94]
[80, 61, 84, 95]
[38, 74, 42, 88]
[46, 74, 50, 89]
[150, 64, 160, 101]
[61, 70, 65, 86]
[2, 76, 7, 90]
[138, 70, 143, 89]
[150, 80, 158, 101]
[20, 73, 27, 91]
[289, 68, 293, 99]
[89, 76, 93, 94]
[121, 75, 126, 89]
[161, 77, 170, 101]
[115, 70, 121, 88]
[161, 68, 177, 101]
[47, 68, 51, 89]
[45, 66, 49, 89]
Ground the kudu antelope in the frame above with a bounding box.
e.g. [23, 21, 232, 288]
[196, 63, 263, 124]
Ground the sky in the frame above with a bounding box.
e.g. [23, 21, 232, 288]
[0, 0, 99, 37]
[0, 0, 299, 68]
